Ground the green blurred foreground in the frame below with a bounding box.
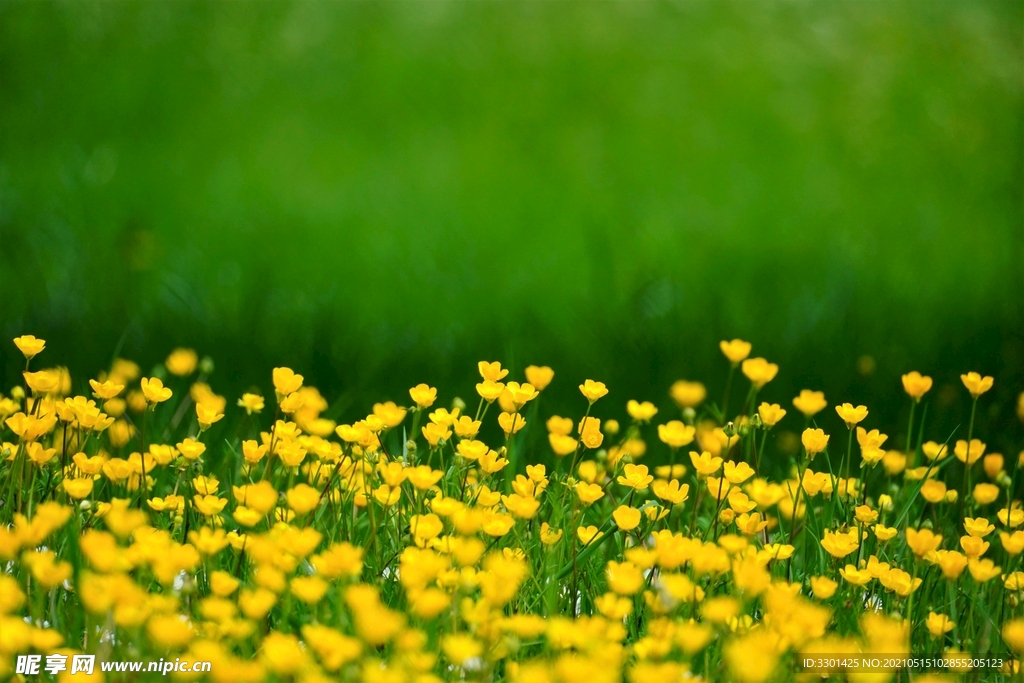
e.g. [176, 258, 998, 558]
[0, 1, 1021, 444]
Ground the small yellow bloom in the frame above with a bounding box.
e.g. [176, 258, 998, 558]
[757, 402, 786, 427]
[524, 365, 554, 391]
[906, 527, 943, 557]
[669, 380, 706, 408]
[579, 379, 609, 403]
[238, 393, 265, 414]
[658, 420, 695, 448]
[954, 438, 986, 465]
[613, 505, 642, 531]
[901, 371, 933, 401]
[835, 403, 868, 428]
[741, 357, 778, 389]
[793, 389, 827, 417]
[62, 478, 94, 499]
[196, 402, 223, 431]
[89, 379, 124, 400]
[577, 525, 603, 546]
[689, 450, 723, 477]
[617, 463, 653, 490]
[409, 383, 437, 408]
[165, 348, 198, 376]
[140, 377, 172, 404]
[476, 379, 505, 402]
[627, 399, 658, 422]
[810, 576, 838, 599]
[498, 411, 526, 436]
[719, 339, 752, 364]
[821, 529, 859, 558]
[652, 479, 689, 506]
[801, 428, 829, 456]
[576, 481, 605, 505]
[13, 335, 45, 360]
[926, 612, 954, 638]
[960, 371, 994, 398]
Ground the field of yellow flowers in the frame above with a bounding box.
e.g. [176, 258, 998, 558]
[2, 335, 1023, 682]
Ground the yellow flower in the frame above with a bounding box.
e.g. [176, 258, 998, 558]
[627, 399, 658, 422]
[1001, 531, 1024, 555]
[874, 525, 897, 541]
[409, 383, 437, 408]
[931, 550, 968, 580]
[549, 433, 578, 457]
[954, 438, 985, 465]
[285, 483, 321, 515]
[498, 411, 526, 436]
[476, 379, 505, 402]
[24, 370, 59, 394]
[901, 371, 933, 401]
[810, 576, 838, 599]
[195, 402, 223, 431]
[502, 493, 540, 519]
[835, 403, 868, 428]
[147, 613, 193, 650]
[577, 525, 603, 546]
[188, 526, 229, 556]
[579, 379, 609, 403]
[617, 463, 653, 490]
[422, 421, 452, 447]
[505, 382, 538, 409]
[741, 357, 778, 389]
[613, 506, 642, 531]
[193, 494, 227, 517]
[719, 339, 752, 364]
[657, 420, 695, 448]
[920, 479, 947, 503]
[968, 558, 1001, 582]
[801, 428, 829, 456]
[755, 402, 785, 428]
[792, 389, 827, 417]
[669, 380, 706, 408]
[576, 482, 605, 505]
[165, 348, 198, 376]
[89, 378, 124, 400]
[578, 416, 604, 449]
[540, 522, 563, 545]
[906, 527, 943, 557]
[272, 367, 304, 398]
[237, 393, 265, 414]
[926, 612, 954, 638]
[62, 478, 94, 499]
[964, 516, 995, 538]
[13, 335, 45, 360]
[406, 465, 444, 489]
[839, 564, 872, 586]
[606, 560, 644, 595]
[821, 529, 859, 558]
[959, 535, 989, 558]
[524, 365, 554, 391]
[724, 461, 754, 484]
[477, 360, 509, 382]
[960, 371, 994, 398]
[478, 449, 509, 474]
[652, 479, 689, 506]
[290, 576, 328, 604]
[689, 450, 722, 477]
[140, 377, 172, 404]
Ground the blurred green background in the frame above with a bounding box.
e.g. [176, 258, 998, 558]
[1, 1, 1022, 446]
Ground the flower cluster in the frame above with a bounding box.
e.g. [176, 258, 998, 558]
[1, 335, 1023, 682]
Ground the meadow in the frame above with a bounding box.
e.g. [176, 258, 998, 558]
[1, 336, 1023, 681]
[1, 1, 1023, 680]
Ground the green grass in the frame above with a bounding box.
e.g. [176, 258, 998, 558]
[0, 1, 1021, 444]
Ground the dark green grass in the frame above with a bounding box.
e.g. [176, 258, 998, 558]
[0, 1, 1022, 450]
